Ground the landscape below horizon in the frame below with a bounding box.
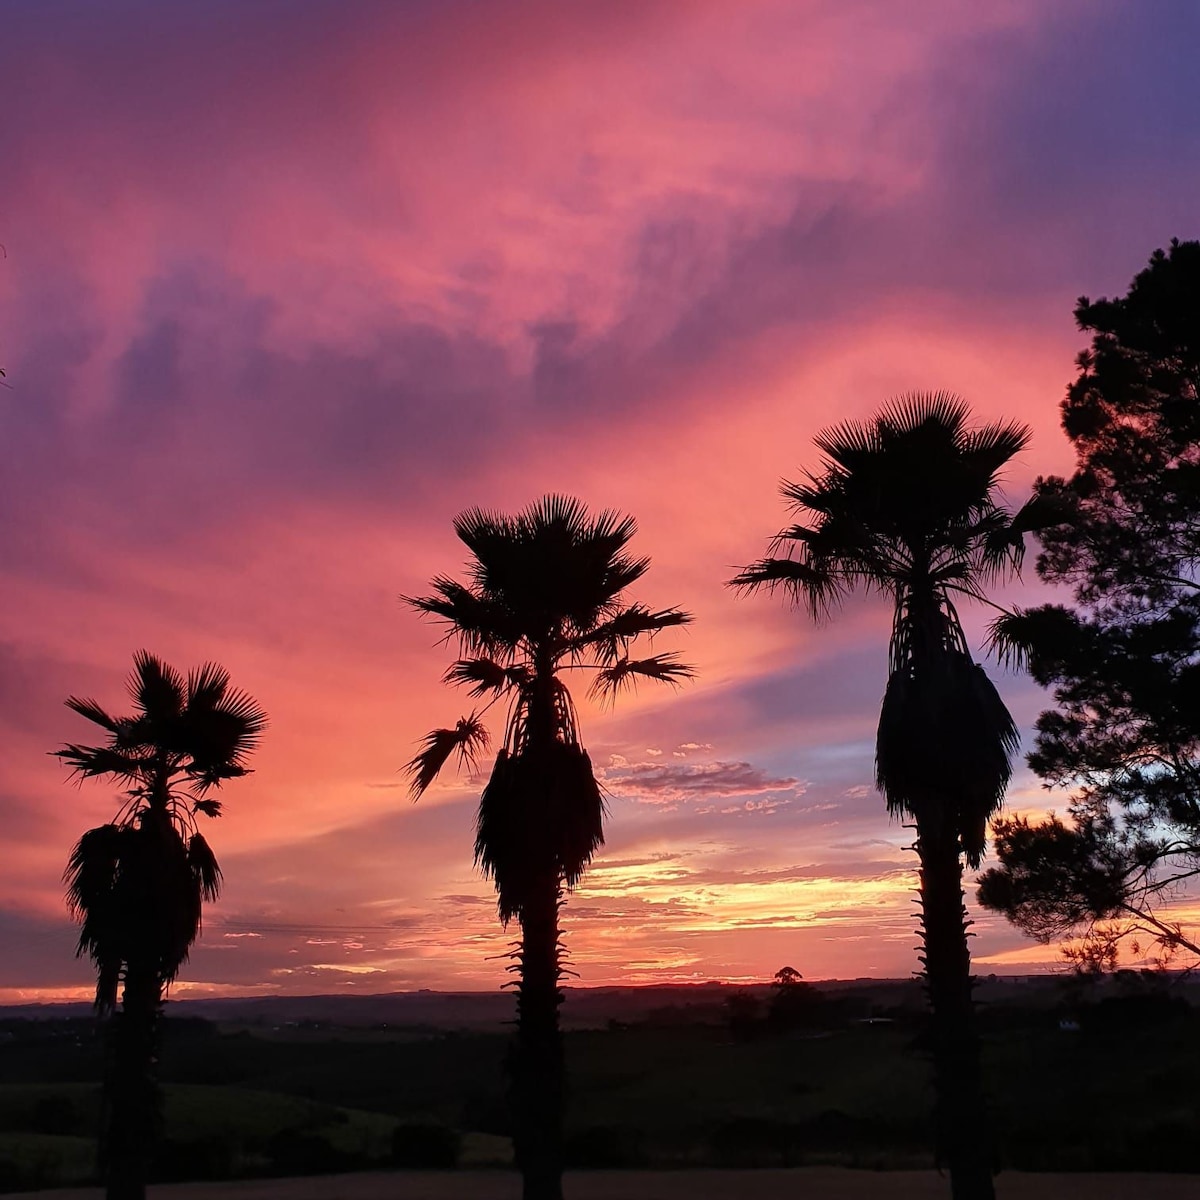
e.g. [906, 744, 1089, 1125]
[2, 971, 1197, 1192]
[6, 974, 1186, 1028]
[5, 0, 1200, 1007]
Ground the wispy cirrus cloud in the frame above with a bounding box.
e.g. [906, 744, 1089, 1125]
[598, 756, 806, 809]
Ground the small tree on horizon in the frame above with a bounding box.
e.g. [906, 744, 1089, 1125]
[769, 965, 822, 1032]
[404, 495, 692, 1200]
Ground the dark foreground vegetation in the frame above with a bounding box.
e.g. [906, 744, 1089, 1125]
[2, 978, 1197, 1193]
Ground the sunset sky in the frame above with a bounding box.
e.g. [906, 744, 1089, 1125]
[3, 0, 1198, 1002]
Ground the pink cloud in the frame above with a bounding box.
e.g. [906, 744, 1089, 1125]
[598, 757, 806, 806]
[2, 0, 1197, 996]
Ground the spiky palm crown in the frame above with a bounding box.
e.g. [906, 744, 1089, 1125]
[733, 393, 1042, 863]
[405, 495, 692, 920]
[58, 652, 267, 1010]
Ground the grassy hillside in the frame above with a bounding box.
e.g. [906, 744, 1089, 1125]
[0, 984, 1196, 1191]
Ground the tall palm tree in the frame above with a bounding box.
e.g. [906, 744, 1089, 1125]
[57, 651, 266, 1200]
[405, 495, 691, 1200]
[732, 394, 1040, 1200]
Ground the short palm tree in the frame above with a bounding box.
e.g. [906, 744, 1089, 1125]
[57, 652, 266, 1200]
[405, 495, 691, 1200]
[732, 394, 1039, 1200]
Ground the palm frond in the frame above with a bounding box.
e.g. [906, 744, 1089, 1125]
[728, 556, 844, 618]
[405, 714, 491, 798]
[94, 959, 122, 1015]
[986, 605, 1082, 673]
[521, 494, 590, 537]
[187, 764, 250, 794]
[58, 651, 256, 1016]
[507, 495, 638, 557]
[877, 390, 972, 441]
[411, 496, 686, 924]
[960, 418, 1033, 473]
[404, 579, 520, 654]
[739, 393, 1033, 875]
[1012, 488, 1073, 534]
[589, 652, 694, 702]
[443, 657, 526, 697]
[570, 501, 638, 548]
[475, 742, 606, 923]
[597, 551, 651, 599]
[64, 823, 138, 1013]
[781, 475, 842, 517]
[184, 661, 231, 711]
[769, 523, 820, 548]
[213, 686, 269, 737]
[64, 824, 125, 920]
[129, 650, 186, 719]
[454, 507, 523, 582]
[53, 743, 149, 785]
[187, 832, 222, 904]
[812, 414, 884, 467]
[975, 511, 1026, 577]
[490, 497, 649, 631]
[63, 696, 120, 732]
[987, 610, 1032, 672]
[876, 654, 1018, 866]
[57, 652, 259, 1002]
[569, 604, 692, 662]
[179, 686, 269, 789]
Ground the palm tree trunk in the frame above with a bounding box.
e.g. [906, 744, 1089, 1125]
[103, 965, 162, 1200]
[917, 815, 995, 1200]
[514, 870, 565, 1200]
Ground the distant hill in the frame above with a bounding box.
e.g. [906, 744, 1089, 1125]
[4, 982, 744, 1030]
[0, 974, 1146, 1030]
[0, 979, 1060, 1027]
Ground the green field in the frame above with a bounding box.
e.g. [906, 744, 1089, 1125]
[1, 987, 1197, 1192]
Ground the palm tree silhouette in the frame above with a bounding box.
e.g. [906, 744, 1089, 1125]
[405, 495, 691, 1200]
[57, 651, 266, 1200]
[732, 394, 1038, 1200]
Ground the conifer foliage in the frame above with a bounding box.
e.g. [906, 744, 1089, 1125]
[981, 240, 1200, 967]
